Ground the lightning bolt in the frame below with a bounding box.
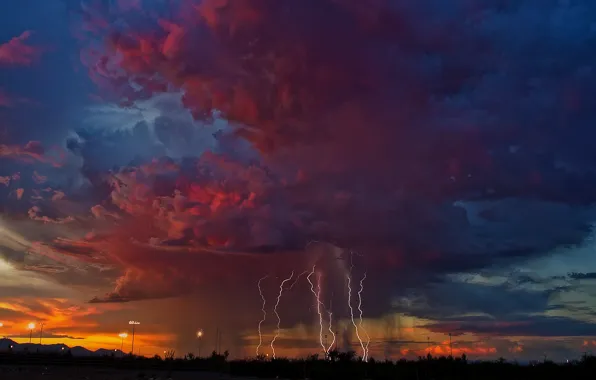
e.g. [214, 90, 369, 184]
[256, 275, 269, 357]
[306, 266, 327, 356]
[270, 271, 294, 359]
[357, 272, 370, 362]
[347, 272, 365, 359]
[326, 295, 336, 355]
[287, 270, 309, 290]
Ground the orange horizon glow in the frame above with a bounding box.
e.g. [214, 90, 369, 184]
[0, 295, 591, 360]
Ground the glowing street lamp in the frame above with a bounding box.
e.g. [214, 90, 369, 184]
[118, 332, 128, 351]
[129, 320, 140, 354]
[27, 323, 35, 343]
[196, 329, 204, 357]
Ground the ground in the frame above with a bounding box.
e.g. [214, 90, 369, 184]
[0, 366, 255, 380]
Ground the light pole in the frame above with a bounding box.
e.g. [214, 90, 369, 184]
[119, 332, 128, 352]
[129, 321, 140, 354]
[27, 323, 35, 343]
[197, 329, 204, 357]
[39, 322, 45, 345]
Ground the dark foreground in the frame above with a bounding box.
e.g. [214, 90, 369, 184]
[0, 366, 239, 380]
[1, 352, 596, 380]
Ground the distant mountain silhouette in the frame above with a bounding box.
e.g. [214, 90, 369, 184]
[0, 338, 124, 357]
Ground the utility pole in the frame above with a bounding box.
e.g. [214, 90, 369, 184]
[129, 321, 140, 354]
[449, 333, 452, 358]
[39, 323, 45, 345]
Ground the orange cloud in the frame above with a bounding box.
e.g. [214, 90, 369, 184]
[0, 298, 101, 329]
[0, 296, 177, 357]
[400, 343, 497, 358]
[0, 31, 43, 66]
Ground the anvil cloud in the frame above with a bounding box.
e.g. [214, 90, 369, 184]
[1, 0, 596, 360]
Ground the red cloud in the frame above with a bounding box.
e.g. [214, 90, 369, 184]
[0, 31, 43, 66]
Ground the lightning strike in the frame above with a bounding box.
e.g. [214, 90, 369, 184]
[270, 271, 294, 359]
[288, 270, 310, 290]
[256, 275, 269, 357]
[347, 272, 366, 359]
[326, 296, 336, 354]
[307, 266, 327, 356]
[357, 272, 370, 362]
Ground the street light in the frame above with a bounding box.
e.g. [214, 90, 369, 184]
[118, 332, 128, 352]
[129, 321, 140, 354]
[27, 323, 35, 343]
[196, 329, 204, 357]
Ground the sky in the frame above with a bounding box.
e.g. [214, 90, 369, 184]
[1, 0, 596, 362]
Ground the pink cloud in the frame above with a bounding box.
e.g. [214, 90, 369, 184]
[27, 206, 75, 224]
[32, 171, 48, 184]
[0, 31, 43, 66]
[0, 141, 66, 167]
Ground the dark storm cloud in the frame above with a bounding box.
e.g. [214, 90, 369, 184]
[397, 280, 550, 321]
[568, 272, 596, 280]
[8, 332, 84, 340]
[426, 315, 596, 337]
[33, 0, 594, 308]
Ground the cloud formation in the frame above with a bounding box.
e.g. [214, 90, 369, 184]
[0, 31, 42, 66]
[54, 0, 596, 303]
[1, 0, 596, 360]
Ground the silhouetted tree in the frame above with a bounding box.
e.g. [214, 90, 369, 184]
[328, 349, 339, 362]
[338, 350, 356, 362]
[164, 349, 175, 360]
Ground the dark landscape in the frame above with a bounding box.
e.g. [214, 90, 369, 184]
[1, 344, 596, 380]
